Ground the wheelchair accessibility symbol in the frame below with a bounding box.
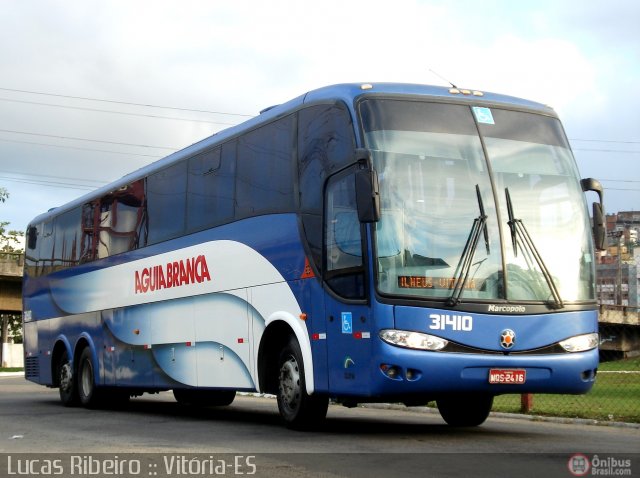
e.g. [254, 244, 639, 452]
[341, 312, 353, 334]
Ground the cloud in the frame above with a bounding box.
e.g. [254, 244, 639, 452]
[0, 0, 638, 232]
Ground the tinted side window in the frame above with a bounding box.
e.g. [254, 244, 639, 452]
[236, 115, 294, 217]
[298, 104, 355, 213]
[187, 143, 236, 232]
[24, 225, 38, 277]
[53, 208, 82, 271]
[298, 104, 355, 270]
[146, 161, 187, 244]
[41, 221, 54, 275]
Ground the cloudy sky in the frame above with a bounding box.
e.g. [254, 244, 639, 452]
[1, 0, 638, 237]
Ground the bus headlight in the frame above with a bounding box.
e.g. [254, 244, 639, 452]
[380, 329, 448, 351]
[559, 333, 599, 353]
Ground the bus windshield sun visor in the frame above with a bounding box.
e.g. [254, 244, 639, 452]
[505, 188, 564, 309]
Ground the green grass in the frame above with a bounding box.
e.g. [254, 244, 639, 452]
[0, 367, 24, 372]
[492, 356, 640, 423]
[599, 356, 640, 371]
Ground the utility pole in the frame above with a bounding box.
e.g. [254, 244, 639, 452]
[0, 313, 8, 367]
[607, 230, 624, 306]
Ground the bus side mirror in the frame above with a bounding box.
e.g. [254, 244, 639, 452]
[581, 178, 606, 251]
[355, 149, 380, 223]
[592, 202, 606, 251]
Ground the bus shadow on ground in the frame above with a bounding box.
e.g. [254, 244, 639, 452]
[39, 393, 521, 439]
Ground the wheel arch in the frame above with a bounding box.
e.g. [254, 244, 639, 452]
[73, 333, 100, 385]
[257, 312, 314, 395]
[51, 336, 73, 387]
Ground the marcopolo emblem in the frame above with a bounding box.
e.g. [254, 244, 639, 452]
[500, 329, 516, 349]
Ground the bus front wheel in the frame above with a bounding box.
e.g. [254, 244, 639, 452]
[276, 336, 328, 430]
[436, 393, 493, 427]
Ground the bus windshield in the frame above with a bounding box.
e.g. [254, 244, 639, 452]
[360, 99, 595, 304]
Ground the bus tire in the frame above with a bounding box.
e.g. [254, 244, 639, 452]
[173, 389, 236, 407]
[276, 336, 328, 430]
[436, 393, 493, 427]
[57, 349, 78, 407]
[77, 347, 103, 408]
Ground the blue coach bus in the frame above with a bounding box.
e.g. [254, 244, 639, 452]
[22, 83, 605, 428]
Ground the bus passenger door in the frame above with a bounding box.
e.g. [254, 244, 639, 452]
[324, 169, 372, 395]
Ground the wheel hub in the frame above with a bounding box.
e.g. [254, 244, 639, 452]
[279, 357, 301, 408]
[81, 360, 93, 397]
[59, 363, 72, 392]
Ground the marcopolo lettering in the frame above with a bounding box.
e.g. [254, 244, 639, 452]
[134, 255, 211, 294]
[488, 304, 527, 313]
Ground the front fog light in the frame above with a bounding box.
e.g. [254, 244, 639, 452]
[559, 333, 599, 353]
[380, 329, 448, 351]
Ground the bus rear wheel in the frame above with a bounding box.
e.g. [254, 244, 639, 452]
[57, 350, 78, 407]
[276, 336, 328, 430]
[436, 393, 493, 427]
[77, 347, 103, 408]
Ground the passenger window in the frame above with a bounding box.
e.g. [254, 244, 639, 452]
[298, 103, 356, 271]
[146, 162, 187, 244]
[80, 180, 146, 261]
[187, 144, 235, 231]
[53, 208, 82, 270]
[236, 116, 294, 217]
[298, 103, 355, 212]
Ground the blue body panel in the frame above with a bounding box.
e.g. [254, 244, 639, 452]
[22, 83, 597, 401]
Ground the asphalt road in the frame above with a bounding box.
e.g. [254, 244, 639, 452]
[1, 375, 638, 477]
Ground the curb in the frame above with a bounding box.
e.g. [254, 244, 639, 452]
[360, 402, 640, 429]
[0, 371, 25, 377]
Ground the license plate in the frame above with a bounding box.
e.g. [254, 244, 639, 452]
[488, 369, 526, 384]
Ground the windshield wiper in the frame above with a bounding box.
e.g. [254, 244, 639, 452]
[505, 188, 563, 309]
[447, 185, 489, 307]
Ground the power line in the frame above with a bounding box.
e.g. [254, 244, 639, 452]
[0, 138, 164, 158]
[0, 175, 98, 191]
[0, 128, 178, 151]
[0, 97, 241, 126]
[573, 148, 640, 154]
[0, 170, 104, 185]
[570, 138, 640, 145]
[0, 86, 254, 117]
[600, 179, 640, 183]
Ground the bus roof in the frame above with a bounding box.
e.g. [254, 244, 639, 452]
[27, 82, 555, 226]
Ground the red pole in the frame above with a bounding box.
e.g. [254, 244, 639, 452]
[520, 393, 534, 413]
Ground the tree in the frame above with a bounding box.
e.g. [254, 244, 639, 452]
[0, 188, 23, 359]
[0, 187, 24, 253]
[0, 221, 24, 253]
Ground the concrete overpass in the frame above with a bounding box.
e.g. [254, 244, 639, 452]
[0, 253, 23, 367]
[0, 252, 22, 311]
[598, 305, 640, 358]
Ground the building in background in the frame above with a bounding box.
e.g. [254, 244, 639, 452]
[597, 211, 639, 307]
[596, 211, 640, 359]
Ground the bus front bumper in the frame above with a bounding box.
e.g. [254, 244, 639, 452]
[369, 341, 599, 397]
